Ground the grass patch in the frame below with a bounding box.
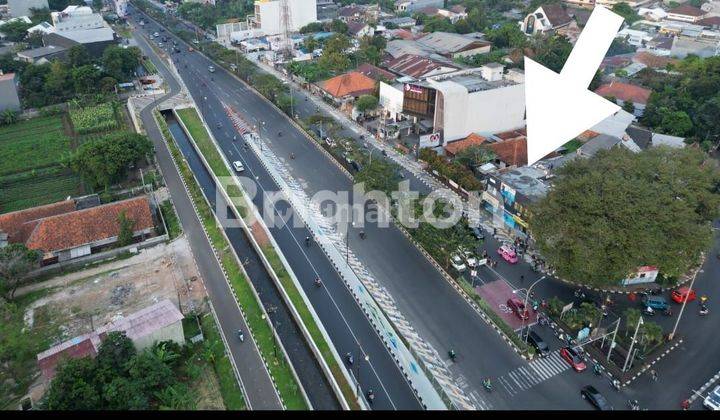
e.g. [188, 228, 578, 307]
[160, 200, 182, 239]
[69, 102, 120, 135]
[156, 111, 306, 409]
[199, 314, 246, 410]
[176, 108, 230, 177]
[562, 139, 583, 153]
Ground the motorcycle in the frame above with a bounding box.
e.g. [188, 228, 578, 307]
[305, 236, 311, 247]
[366, 390, 375, 404]
[700, 304, 709, 316]
[448, 350, 457, 362]
[593, 364, 602, 376]
[642, 306, 656, 316]
[345, 353, 354, 365]
[482, 378, 492, 392]
[314, 277, 322, 288]
[237, 330, 244, 342]
[628, 399, 640, 411]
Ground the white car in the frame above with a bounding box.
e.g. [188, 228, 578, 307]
[463, 251, 478, 268]
[450, 254, 466, 272]
[704, 385, 720, 410]
[232, 161, 245, 172]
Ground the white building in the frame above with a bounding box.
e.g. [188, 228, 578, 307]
[115, 0, 129, 18]
[616, 28, 653, 47]
[427, 65, 525, 143]
[51, 6, 106, 32]
[8, 0, 48, 18]
[251, 0, 318, 36]
[395, 0, 443, 13]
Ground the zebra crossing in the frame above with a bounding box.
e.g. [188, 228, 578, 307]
[498, 351, 571, 396]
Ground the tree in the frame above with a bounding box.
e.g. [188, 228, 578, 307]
[623, 308, 641, 337]
[612, 2, 641, 25]
[453, 145, 496, 168]
[622, 100, 635, 115]
[421, 15, 456, 33]
[354, 156, 399, 194]
[102, 46, 140, 81]
[0, 244, 42, 300]
[486, 23, 527, 49]
[658, 108, 692, 136]
[44, 357, 101, 410]
[529, 147, 720, 287]
[71, 65, 101, 94]
[329, 19, 348, 34]
[300, 21, 324, 34]
[69, 132, 153, 189]
[0, 20, 31, 42]
[318, 34, 352, 72]
[355, 94, 378, 113]
[117, 211, 136, 247]
[96, 332, 136, 376]
[67, 45, 91, 67]
[695, 96, 720, 143]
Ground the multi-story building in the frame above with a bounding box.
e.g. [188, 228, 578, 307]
[7, 0, 48, 18]
[115, 0, 129, 18]
[316, 0, 338, 22]
[394, 0, 443, 14]
[251, 0, 318, 36]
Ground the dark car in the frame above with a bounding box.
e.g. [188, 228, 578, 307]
[642, 295, 669, 310]
[560, 346, 586, 372]
[581, 385, 613, 410]
[527, 331, 550, 358]
[470, 226, 485, 241]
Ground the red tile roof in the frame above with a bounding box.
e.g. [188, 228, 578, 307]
[540, 4, 573, 28]
[668, 4, 705, 17]
[319, 71, 377, 98]
[25, 196, 154, 253]
[632, 51, 677, 69]
[37, 334, 99, 382]
[444, 133, 487, 156]
[697, 16, 720, 27]
[0, 200, 77, 244]
[494, 128, 526, 141]
[0, 72, 16, 82]
[486, 137, 528, 167]
[595, 81, 652, 105]
[388, 29, 418, 40]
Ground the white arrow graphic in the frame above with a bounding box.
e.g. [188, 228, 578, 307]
[525, 5, 624, 165]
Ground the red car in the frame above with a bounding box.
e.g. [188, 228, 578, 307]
[560, 346, 587, 372]
[671, 287, 696, 304]
[507, 297, 529, 320]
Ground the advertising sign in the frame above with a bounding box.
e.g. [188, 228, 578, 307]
[419, 132, 442, 148]
[405, 83, 424, 94]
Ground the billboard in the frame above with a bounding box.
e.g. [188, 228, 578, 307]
[419, 132, 442, 148]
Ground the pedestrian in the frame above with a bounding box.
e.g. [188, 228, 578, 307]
[650, 369, 658, 381]
[520, 275, 525, 283]
[682, 399, 690, 410]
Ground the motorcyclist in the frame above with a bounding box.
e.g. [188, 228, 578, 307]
[359, 230, 366, 239]
[449, 349, 456, 361]
[237, 329, 244, 342]
[629, 399, 640, 410]
[345, 352, 354, 365]
[700, 304, 709, 315]
[290, 152, 295, 159]
[305, 236, 311, 246]
[483, 378, 492, 391]
[593, 363, 602, 376]
[366, 389, 375, 404]
[314, 277, 322, 287]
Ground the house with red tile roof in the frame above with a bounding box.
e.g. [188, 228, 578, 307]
[37, 299, 184, 382]
[0, 195, 155, 264]
[486, 137, 528, 168]
[666, 4, 706, 22]
[444, 133, 487, 158]
[318, 71, 377, 105]
[595, 81, 652, 117]
[356, 63, 396, 82]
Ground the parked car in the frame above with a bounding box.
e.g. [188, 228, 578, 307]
[232, 161, 245, 172]
[581, 385, 613, 410]
[497, 244, 518, 264]
[450, 254, 466, 273]
[642, 295, 669, 311]
[507, 297, 529, 320]
[470, 226, 485, 241]
[462, 251, 478, 268]
[208, 65, 216, 73]
[527, 331, 550, 357]
[560, 346, 586, 372]
[704, 385, 720, 410]
[671, 286, 696, 304]
[153, 31, 159, 37]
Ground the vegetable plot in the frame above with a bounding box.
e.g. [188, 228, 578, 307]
[70, 103, 119, 134]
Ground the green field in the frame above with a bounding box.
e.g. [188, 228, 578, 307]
[69, 103, 120, 135]
[0, 116, 84, 213]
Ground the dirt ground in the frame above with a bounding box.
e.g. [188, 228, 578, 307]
[23, 237, 208, 344]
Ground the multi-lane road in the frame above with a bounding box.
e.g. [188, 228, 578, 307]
[129, 2, 720, 410]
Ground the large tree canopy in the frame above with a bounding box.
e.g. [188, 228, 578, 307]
[529, 147, 720, 287]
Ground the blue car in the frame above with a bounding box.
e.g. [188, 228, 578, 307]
[642, 295, 669, 310]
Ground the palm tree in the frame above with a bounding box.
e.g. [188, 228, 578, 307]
[623, 308, 641, 337]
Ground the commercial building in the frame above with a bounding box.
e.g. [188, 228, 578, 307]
[8, 0, 48, 18]
[0, 72, 20, 112]
[251, 0, 318, 36]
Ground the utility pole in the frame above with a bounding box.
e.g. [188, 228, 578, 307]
[607, 317, 621, 362]
[622, 315, 643, 372]
[669, 267, 700, 341]
[520, 276, 546, 342]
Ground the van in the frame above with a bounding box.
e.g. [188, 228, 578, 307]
[527, 331, 550, 357]
[642, 295, 669, 310]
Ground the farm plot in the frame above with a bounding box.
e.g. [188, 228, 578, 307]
[69, 102, 120, 135]
[0, 116, 83, 213]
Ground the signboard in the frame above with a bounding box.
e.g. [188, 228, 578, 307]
[419, 132, 442, 148]
[481, 191, 500, 209]
[560, 301, 574, 317]
[405, 83, 424, 94]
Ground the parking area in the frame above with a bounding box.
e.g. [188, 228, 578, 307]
[476, 279, 538, 331]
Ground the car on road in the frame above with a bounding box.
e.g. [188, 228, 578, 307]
[450, 254, 466, 273]
[208, 65, 216, 73]
[507, 297, 529, 320]
[527, 331, 550, 357]
[704, 385, 720, 410]
[581, 385, 612, 410]
[671, 286, 696, 304]
[153, 32, 159, 38]
[470, 226, 485, 241]
[642, 295, 669, 311]
[232, 161, 245, 172]
[560, 346, 586, 372]
[462, 251, 478, 268]
[497, 244, 518, 264]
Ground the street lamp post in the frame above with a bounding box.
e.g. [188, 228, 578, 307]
[517, 275, 546, 342]
[622, 315, 644, 372]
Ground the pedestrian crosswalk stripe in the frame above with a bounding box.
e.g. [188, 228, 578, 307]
[498, 351, 571, 395]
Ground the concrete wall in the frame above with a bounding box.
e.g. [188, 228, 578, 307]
[379, 82, 404, 118]
[8, 0, 48, 18]
[0, 75, 21, 112]
[133, 320, 186, 351]
[431, 80, 526, 142]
